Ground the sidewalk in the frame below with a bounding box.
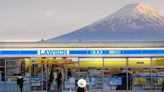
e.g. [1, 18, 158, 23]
[0, 82, 30, 92]
[62, 89, 162, 92]
[0, 82, 162, 92]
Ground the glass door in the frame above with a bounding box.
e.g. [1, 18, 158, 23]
[46, 58, 64, 92]
[30, 58, 47, 91]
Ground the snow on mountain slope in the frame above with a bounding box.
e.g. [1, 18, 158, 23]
[47, 3, 164, 42]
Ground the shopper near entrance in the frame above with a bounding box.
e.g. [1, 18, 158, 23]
[77, 79, 87, 92]
[17, 73, 24, 92]
[67, 68, 72, 78]
[52, 70, 58, 91]
[57, 70, 62, 90]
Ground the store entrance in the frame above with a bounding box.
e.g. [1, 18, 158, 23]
[30, 57, 77, 92]
[30, 60, 47, 91]
[30, 58, 66, 92]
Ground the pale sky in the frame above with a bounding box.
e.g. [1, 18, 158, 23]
[0, 0, 164, 42]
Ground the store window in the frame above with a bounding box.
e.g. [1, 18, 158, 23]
[153, 58, 164, 66]
[66, 58, 78, 68]
[104, 58, 126, 67]
[79, 58, 103, 67]
[6, 58, 22, 81]
[128, 58, 150, 67]
[79, 58, 103, 90]
[152, 68, 164, 90]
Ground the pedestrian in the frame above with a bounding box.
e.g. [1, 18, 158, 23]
[48, 70, 54, 91]
[52, 70, 58, 91]
[56, 70, 62, 90]
[77, 79, 87, 92]
[67, 69, 72, 78]
[17, 73, 24, 92]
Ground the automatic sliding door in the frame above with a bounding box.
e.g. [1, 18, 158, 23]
[31, 58, 47, 91]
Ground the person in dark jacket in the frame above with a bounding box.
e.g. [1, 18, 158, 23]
[17, 74, 24, 92]
[67, 69, 72, 79]
[56, 70, 62, 89]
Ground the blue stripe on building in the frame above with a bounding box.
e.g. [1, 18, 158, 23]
[142, 50, 159, 54]
[20, 50, 37, 54]
[1, 51, 19, 54]
[0, 49, 164, 55]
[123, 50, 141, 54]
[69, 50, 88, 54]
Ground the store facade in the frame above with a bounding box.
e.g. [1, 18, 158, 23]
[0, 42, 164, 92]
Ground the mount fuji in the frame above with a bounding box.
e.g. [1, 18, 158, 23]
[47, 3, 164, 42]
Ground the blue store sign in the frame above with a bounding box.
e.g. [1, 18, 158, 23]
[0, 48, 164, 57]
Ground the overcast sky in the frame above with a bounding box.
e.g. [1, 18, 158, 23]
[0, 0, 164, 42]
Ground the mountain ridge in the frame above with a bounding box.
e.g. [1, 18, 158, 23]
[47, 3, 164, 42]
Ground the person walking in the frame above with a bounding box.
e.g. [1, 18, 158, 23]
[77, 79, 87, 92]
[48, 70, 54, 91]
[17, 74, 24, 92]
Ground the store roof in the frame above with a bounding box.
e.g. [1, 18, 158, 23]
[0, 42, 164, 48]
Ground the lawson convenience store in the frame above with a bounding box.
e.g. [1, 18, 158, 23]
[0, 42, 164, 92]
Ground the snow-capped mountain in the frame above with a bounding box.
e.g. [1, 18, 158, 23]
[47, 3, 164, 42]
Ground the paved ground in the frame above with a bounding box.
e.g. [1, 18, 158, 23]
[63, 90, 162, 92]
[0, 82, 30, 92]
[0, 82, 162, 92]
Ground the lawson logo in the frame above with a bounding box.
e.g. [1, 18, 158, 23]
[38, 50, 68, 55]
